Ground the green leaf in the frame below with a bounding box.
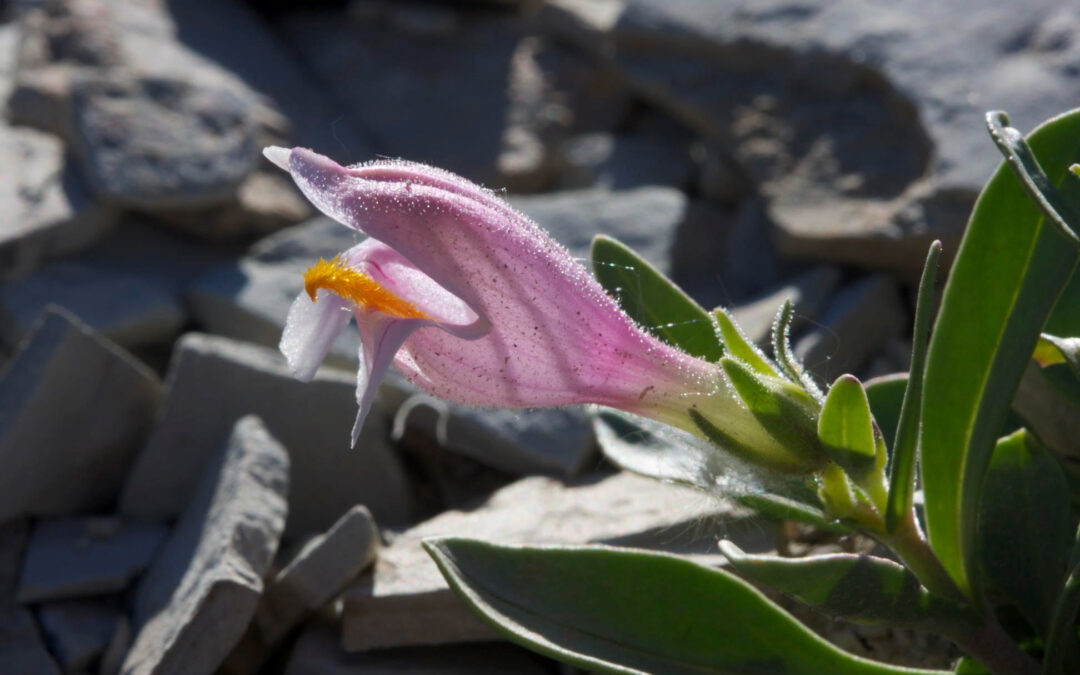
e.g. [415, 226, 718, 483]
[1036, 334, 1080, 379]
[977, 429, 1072, 637]
[591, 235, 723, 362]
[425, 538, 949, 675]
[886, 242, 942, 533]
[920, 110, 1080, 598]
[1043, 526, 1080, 675]
[719, 541, 977, 630]
[713, 308, 782, 378]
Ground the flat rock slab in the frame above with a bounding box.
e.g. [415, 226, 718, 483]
[287, 622, 550, 675]
[342, 471, 774, 651]
[0, 308, 161, 521]
[125, 416, 289, 675]
[36, 600, 122, 673]
[0, 260, 184, 350]
[119, 333, 411, 536]
[257, 505, 379, 646]
[796, 275, 906, 383]
[17, 517, 166, 604]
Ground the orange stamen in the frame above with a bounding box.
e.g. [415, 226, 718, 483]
[303, 257, 429, 320]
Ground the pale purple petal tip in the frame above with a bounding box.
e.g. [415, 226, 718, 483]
[263, 146, 292, 172]
[351, 316, 422, 448]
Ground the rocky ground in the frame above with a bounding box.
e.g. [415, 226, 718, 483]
[0, 0, 1074, 672]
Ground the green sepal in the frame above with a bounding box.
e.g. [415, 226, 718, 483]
[818, 375, 887, 511]
[720, 356, 824, 473]
[424, 538, 950, 675]
[736, 493, 850, 533]
[591, 234, 724, 362]
[713, 307, 781, 378]
[772, 299, 824, 400]
[720, 541, 978, 631]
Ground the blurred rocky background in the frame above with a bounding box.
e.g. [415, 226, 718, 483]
[0, 0, 1075, 672]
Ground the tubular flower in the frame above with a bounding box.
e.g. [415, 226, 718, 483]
[265, 146, 812, 470]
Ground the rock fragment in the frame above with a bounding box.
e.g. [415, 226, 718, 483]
[17, 518, 166, 603]
[256, 505, 379, 646]
[795, 275, 906, 383]
[119, 334, 411, 536]
[124, 416, 289, 675]
[36, 600, 122, 673]
[0, 308, 160, 521]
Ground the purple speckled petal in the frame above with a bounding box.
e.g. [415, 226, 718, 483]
[268, 147, 722, 429]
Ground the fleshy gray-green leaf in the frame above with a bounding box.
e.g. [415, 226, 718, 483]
[592, 235, 723, 362]
[977, 429, 1072, 637]
[720, 541, 977, 630]
[864, 373, 907, 448]
[920, 110, 1080, 598]
[425, 538, 949, 675]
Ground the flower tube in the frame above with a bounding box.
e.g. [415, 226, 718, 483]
[265, 147, 818, 472]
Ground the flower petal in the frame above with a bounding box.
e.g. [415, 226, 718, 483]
[352, 313, 422, 447]
[280, 288, 353, 381]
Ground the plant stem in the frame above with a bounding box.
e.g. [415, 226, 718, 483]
[884, 510, 966, 604]
[950, 620, 1041, 675]
[883, 511, 1040, 675]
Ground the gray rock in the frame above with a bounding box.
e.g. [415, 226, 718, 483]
[509, 186, 687, 273]
[153, 0, 375, 157]
[99, 614, 131, 675]
[119, 333, 411, 536]
[125, 416, 289, 675]
[0, 519, 28, 603]
[280, 10, 527, 184]
[0, 261, 184, 350]
[0, 606, 62, 675]
[557, 132, 695, 190]
[69, 71, 259, 210]
[380, 375, 597, 477]
[730, 266, 841, 345]
[286, 621, 549, 675]
[795, 275, 906, 383]
[0, 124, 117, 280]
[17, 517, 167, 603]
[0, 308, 161, 521]
[544, 0, 1080, 274]
[36, 600, 122, 673]
[256, 505, 379, 646]
[341, 471, 774, 651]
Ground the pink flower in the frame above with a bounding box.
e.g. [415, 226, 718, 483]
[265, 147, 789, 461]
